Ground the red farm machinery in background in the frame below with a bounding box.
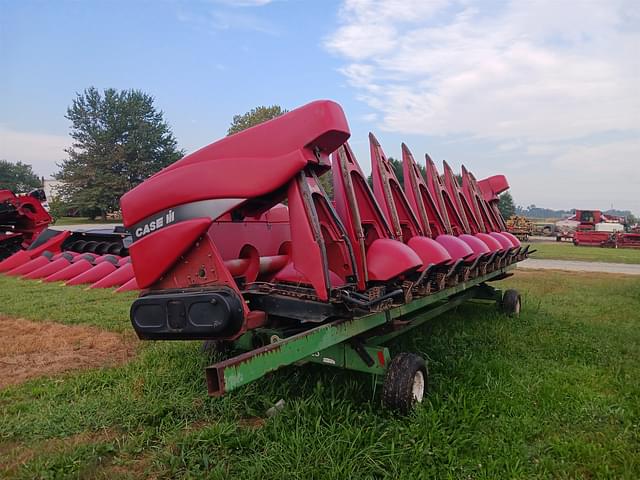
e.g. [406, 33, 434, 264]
[0, 189, 52, 260]
[0, 190, 134, 291]
[1, 100, 533, 411]
[570, 210, 640, 249]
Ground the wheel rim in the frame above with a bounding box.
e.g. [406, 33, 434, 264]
[514, 297, 521, 315]
[412, 370, 425, 403]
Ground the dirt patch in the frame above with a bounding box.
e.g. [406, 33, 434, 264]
[0, 316, 136, 388]
[239, 417, 266, 429]
[93, 454, 155, 480]
[1, 429, 121, 474]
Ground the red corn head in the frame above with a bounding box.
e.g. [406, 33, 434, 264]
[89, 262, 134, 289]
[6, 253, 52, 276]
[44, 259, 94, 282]
[66, 261, 117, 286]
[23, 255, 73, 279]
[116, 276, 138, 293]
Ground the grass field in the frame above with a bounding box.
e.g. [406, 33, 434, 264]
[1, 271, 639, 479]
[528, 240, 640, 264]
[0, 276, 135, 333]
[53, 217, 122, 226]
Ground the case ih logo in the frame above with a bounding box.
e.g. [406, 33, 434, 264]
[134, 209, 175, 239]
[129, 198, 246, 243]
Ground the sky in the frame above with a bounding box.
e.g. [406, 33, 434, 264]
[1, 0, 639, 214]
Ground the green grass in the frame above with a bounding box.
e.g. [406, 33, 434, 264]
[0, 276, 136, 333]
[53, 217, 122, 226]
[1, 271, 639, 479]
[529, 240, 640, 264]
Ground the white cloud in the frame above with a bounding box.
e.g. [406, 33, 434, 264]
[0, 127, 70, 178]
[210, 9, 278, 34]
[327, 0, 450, 60]
[178, 2, 279, 35]
[325, 0, 640, 212]
[359, 112, 379, 122]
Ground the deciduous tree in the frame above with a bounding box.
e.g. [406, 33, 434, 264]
[0, 160, 41, 192]
[227, 105, 288, 136]
[56, 87, 183, 219]
[498, 191, 516, 219]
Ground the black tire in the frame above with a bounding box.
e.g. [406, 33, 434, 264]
[382, 353, 428, 414]
[502, 289, 521, 317]
[556, 235, 561, 242]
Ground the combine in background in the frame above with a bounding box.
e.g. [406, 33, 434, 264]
[569, 210, 640, 248]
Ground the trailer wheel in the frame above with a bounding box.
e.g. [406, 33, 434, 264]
[502, 289, 521, 317]
[382, 353, 428, 414]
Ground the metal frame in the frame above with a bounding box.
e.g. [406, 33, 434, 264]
[206, 265, 512, 396]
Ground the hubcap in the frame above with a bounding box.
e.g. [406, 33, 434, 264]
[412, 370, 425, 403]
[514, 298, 521, 315]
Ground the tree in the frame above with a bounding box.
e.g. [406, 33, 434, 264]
[47, 197, 71, 223]
[0, 160, 41, 192]
[56, 87, 183, 219]
[227, 105, 288, 136]
[498, 191, 516, 219]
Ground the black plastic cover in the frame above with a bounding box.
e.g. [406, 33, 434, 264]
[131, 288, 245, 340]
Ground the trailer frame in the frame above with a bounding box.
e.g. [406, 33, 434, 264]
[205, 265, 515, 401]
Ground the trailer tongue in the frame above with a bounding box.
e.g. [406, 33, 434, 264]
[120, 100, 531, 412]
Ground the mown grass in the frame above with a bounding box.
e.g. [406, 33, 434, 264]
[53, 217, 121, 226]
[0, 276, 136, 333]
[1, 271, 639, 479]
[528, 240, 640, 264]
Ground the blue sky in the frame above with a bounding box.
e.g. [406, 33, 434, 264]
[1, 0, 639, 213]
